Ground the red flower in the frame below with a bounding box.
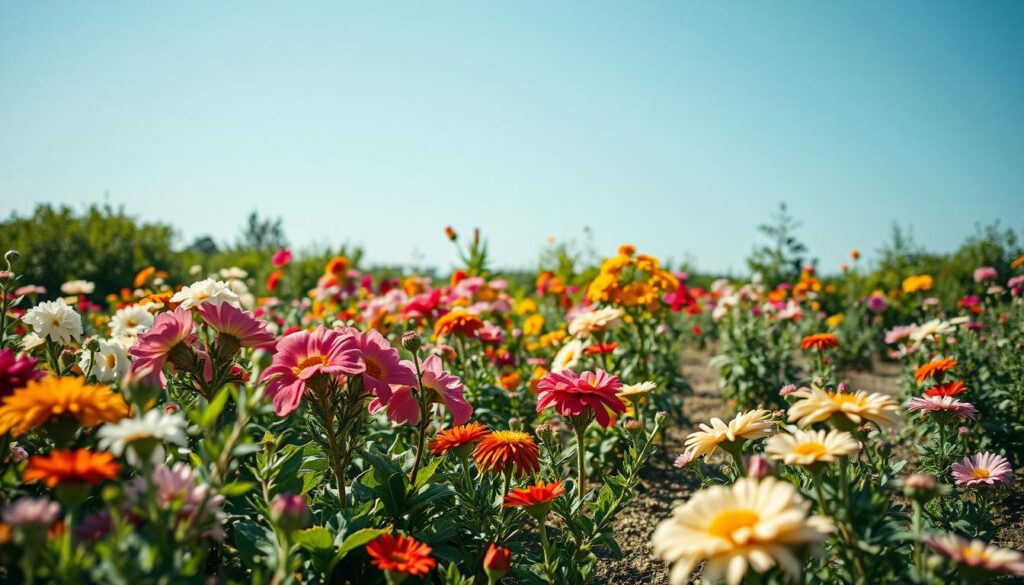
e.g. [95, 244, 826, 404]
[583, 343, 617, 356]
[365, 533, 437, 578]
[502, 480, 565, 518]
[800, 333, 839, 351]
[0, 348, 44, 399]
[473, 430, 540, 477]
[266, 270, 283, 292]
[535, 369, 626, 427]
[23, 449, 121, 487]
[925, 380, 968, 398]
[483, 543, 512, 578]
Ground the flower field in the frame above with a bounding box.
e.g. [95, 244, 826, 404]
[1, 224, 1024, 585]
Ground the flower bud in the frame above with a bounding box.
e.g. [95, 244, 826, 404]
[903, 473, 939, 503]
[270, 493, 310, 532]
[624, 419, 643, 436]
[673, 452, 693, 468]
[745, 455, 771, 479]
[401, 331, 422, 352]
[778, 384, 798, 397]
[535, 423, 555, 445]
[444, 226, 457, 241]
[655, 411, 668, 425]
[163, 402, 182, 415]
[483, 543, 511, 581]
[4, 249, 20, 265]
[8, 444, 27, 463]
[837, 382, 850, 393]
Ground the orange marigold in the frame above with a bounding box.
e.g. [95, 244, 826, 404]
[473, 430, 540, 478]
[23, 449, 121, 487]
[429, 422, 490, 457]
[800, 333, 839, 351]
[915, 359, 957, 383]
[365, 533, 437, 578]
[133, 266, 156, 289]
[0, 377, 129, 437]
[434, 310, 484, 338]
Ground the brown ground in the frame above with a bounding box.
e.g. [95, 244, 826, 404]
[591, 350, 1024, 584]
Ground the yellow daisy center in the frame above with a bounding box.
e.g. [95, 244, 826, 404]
[105, 354, 117, 369]
[292, 354, 329, 376]
[971, 468, 991, 480]
[708, 509, 759, 540]
[794, 442, 827, 457]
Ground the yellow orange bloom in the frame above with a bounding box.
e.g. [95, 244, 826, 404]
[800, 333, 839, 351]
[787, 386, 898, 429]
[914, 358, 957, 382]
[473, 430, 540, 477]
[133, 266, 156, 289]
[434, 310, 484, 338]
[902, 274, 933, 293]
[0, 377, 129, 437]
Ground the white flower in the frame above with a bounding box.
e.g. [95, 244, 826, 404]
[551, 339, 583, 373]
[78, 338, 129, 383]
[218, 267, 248, 280]
[226, 279, 255, 309]
[20, 332, 45, 351]
[22, 299, 83, 345]
[110, 305, 154, 339]
[568, 307, 624, 338]
[618, 381, 657, 400]
[911, 317, 970, 343]
[60, 280, 95, 295]
[765, 428, 860, 466]
[188, 264, 203, 275]
[170, 278, 240, 309]
[97, 409, 188, 466]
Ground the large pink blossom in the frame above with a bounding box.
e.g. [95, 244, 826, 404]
[952, 452, 1012, 487]
[371, 355, 472, 425]
[129, 308, 196, 385]
[197, 302, 276, 349]
[335, 327, 416, 405]
[259, 327, 365, 416]
[536, 368, 626, 427]
[0, 348, 44, 398]
[906, 395, 978, 419]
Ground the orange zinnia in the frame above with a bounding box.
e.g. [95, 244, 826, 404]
[915, 359, 957, 383]
[473, 430, 540, 478]
[434, 310, 484, 338]
[0, 377, 129, 437]
[925, 380, 968, 398]
[23, 449, 121, 487]
[365, 533, 437, 578]
[583, 343, 617, 355]
[429, 422, 490, 457]
[503, 480, 565, 519]
[800, 333, 839, 351]
[133, 266, 156, 289]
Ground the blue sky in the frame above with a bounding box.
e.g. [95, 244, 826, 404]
[1, 2, 1022, 274]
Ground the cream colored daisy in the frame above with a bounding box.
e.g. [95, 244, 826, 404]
[787, 386, 898, 429]
[618, 381, 657, 400]
[652, 477, 833, 585]
[765, 428, 860, 466]
[567, 307, 624, 338]
[684, 409, 774, 461]
[551, 339, 583, 373]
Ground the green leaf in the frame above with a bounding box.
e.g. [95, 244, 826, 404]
[198, 387, 230, 428]
[219, 481, 255, 497]
[327, 528, 388, 575]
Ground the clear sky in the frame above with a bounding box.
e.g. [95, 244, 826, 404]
[1, 2, 1022, 274]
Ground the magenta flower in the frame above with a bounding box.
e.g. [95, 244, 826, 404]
[272, 248, 293, 268]
[0, 348, 44, 399]
[536, 368, 627, 428]
[866, 293, 888, 313]
[476, 322, 505, 345]
[371, 355, 472, 425]
[259, 327, 365, 416]
[906, 395, 978, 419]
[335, 328, 416, 405]
[952, 452, 1012, 487]
[126, 463, 226, 541]
[197, 302, 276, 349]
[129, 308, 196, 385]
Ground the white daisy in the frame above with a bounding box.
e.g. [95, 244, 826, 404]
[97, 409, 188, 466]
[551, 339, 584, 372]
[20, 332, 45, 351]
[110, 305, 154, 339]
[218, 267, 248, 280]
[60, 280, 95, 295]
[78, 337, 130, 383]
[170, 278, 240, 309]
[21, 299, 83, 345]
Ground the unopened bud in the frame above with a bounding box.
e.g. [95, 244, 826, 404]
[624, 419, 643, 435]
[655, 411, 668, 425]
[837, 382, 850, 393]
[270, 493, 310, 532]
[4, 249, 20, 264]
[8, 444, 27, 463]
[903, 473, 939, 503]
[401, 330, 422, 352]
[444, 226, 457, 241]
[163, 402, 182, 415]
[483, 543, 511, 580]
[746, 455, 771, 479]
[535, 423, 554, 444]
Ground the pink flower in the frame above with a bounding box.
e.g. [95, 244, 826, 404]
[129, 308, 196, 386]
[402, 289, 442, 320]
[906, 395, 978, 419]
[335, 328, 417, 406]
[1009, 275, 1024, 296]
[476, 322, 505, 345]
[974, 266, 997, 282]
[0, 348, 44, 399]
[371, 355, 472, 425]
[866, 293, 888, 313]
[126, 463, 225, 541]
[259, 327, 365, 416]
[885, 324, 917, 344]
[272, 248, 293, 268]
[536, 369, 627, 428]
[952, 452, 1012, 487]
[197, 302, 276, 349]
[2, 497, 60, 528]
[673, 452, 693, 468]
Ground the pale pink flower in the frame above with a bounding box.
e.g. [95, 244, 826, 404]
[927, 534, 1024, 576]
[259, 327, 365, 416]
[371, 355, 472, 425]
[952, 452, 1012, 487]
[907, 396, 978, 419]
[2, 497, 60, 528]
[126, 463, 225, 541]
[885, 324, 917, 344]
[197, 302, 275, 349]
[673, 452, 694, 468]
[973, 266, 997, 283]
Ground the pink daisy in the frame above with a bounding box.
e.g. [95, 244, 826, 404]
[129, 308, 196, 386]
[952, 452, 1013, 487]
[0, 348, 44, 398]
[906, 395, 978, 419]
[371, 355, 472, 425]
[259, 327, 365, 417]
[927, 534, 1024, 576]
[197, 302, 276, 349]
[536, 368, 627, 428]
[335, 328, 417, 405]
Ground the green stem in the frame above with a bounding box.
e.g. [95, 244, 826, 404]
[538, 520, 555, 584]
[574, 425, 587, 505]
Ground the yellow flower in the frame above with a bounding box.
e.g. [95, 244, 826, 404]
[825, 314, 844, 328]
[684, 409, 774, 461]
[0, 377, 129, 437]
[787, 386, 898, 429]
[652, 477, 832, 585]
[523, 313, 545, 336]
[586, 273, 620, 303]
[618, 282, 657, 307]
[617, 244, 636, 257]
[765, 429, 860, 466]
[902, 274, 934, 293]
[635, 254, 661, 273]
[599, 255, 631, 275]
[568, 307, 624, 338]
[538, 330, 566, 348]
[514, 298, 538, 315]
